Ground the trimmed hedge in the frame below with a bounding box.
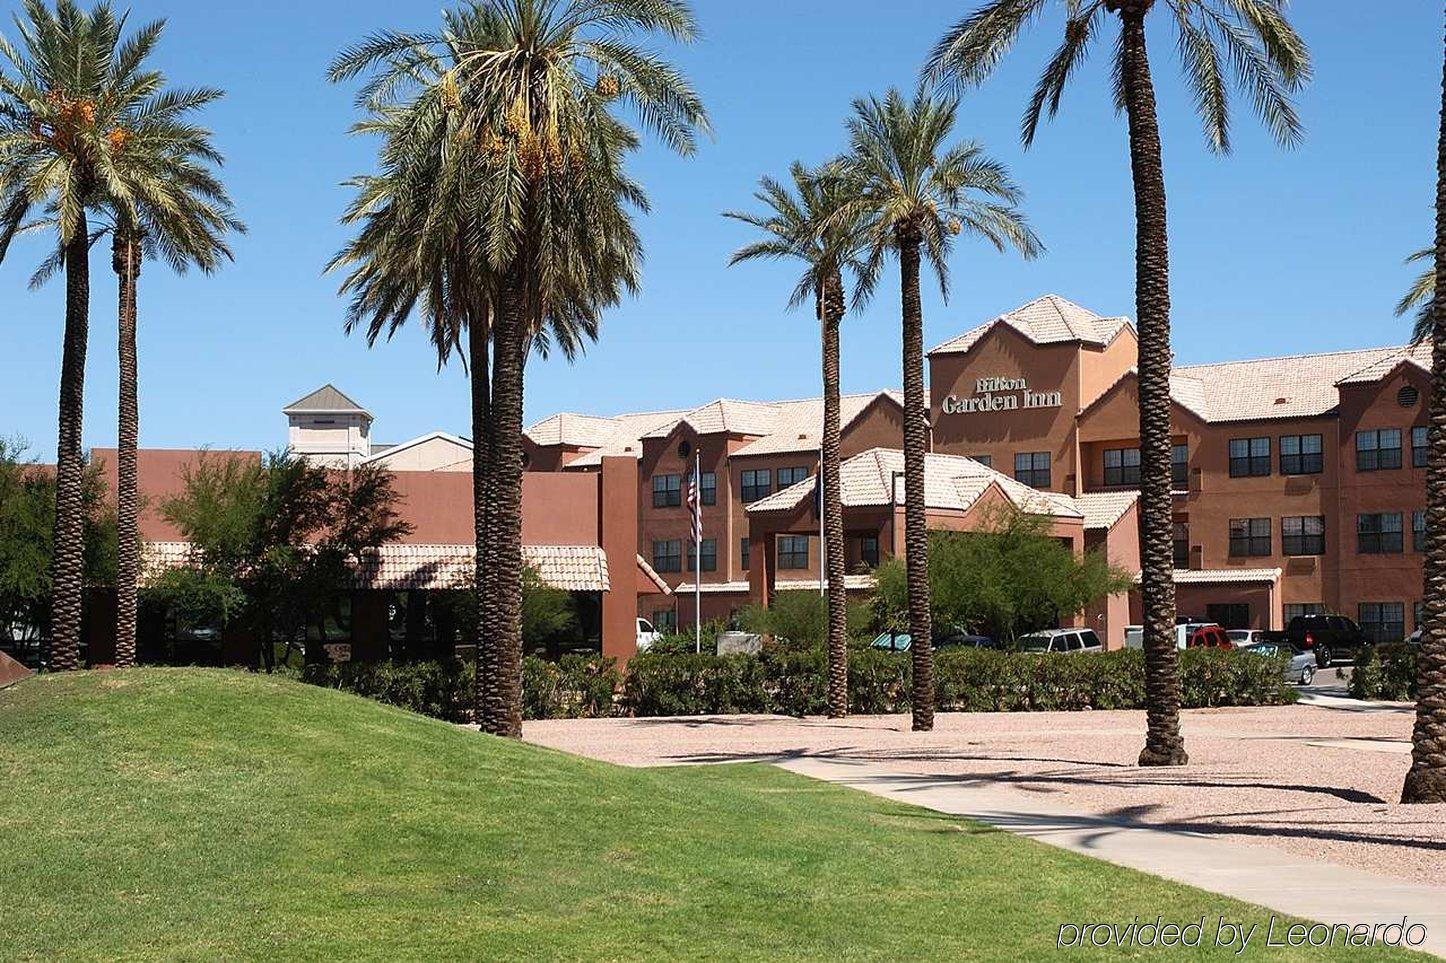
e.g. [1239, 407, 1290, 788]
[297, 647, 1295, 723]
[1351, 644, 1417, 701]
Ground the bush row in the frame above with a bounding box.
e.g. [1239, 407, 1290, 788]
[298, 646, 1295, 722]
[1350, 644, 1417, 701]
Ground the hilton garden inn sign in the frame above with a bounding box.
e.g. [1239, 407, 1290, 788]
[941, 376, 1063, 415]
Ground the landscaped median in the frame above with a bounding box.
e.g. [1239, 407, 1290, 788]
[0, 669, 1419, 961]
[297, 647, 1296, 723]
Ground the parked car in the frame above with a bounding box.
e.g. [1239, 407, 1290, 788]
[869, 629, 998, 652]
[1226, 628, 1267, 647]
[1014, 628, 1103, 654]
[1272, 614, 1370, 667]
[635, 618, 663, 652]
[1242, 641, 1317, 685]
[1184, 623, 1232, 649]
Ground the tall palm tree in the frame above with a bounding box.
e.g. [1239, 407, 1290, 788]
[926, 0, 1309, 765]
[1402, 10, 1446, 805]
[332, 0, 704, 736]
[1397, 247, 1434, 343]
[0, 0, 143, 670]
[726, 161, 871, 718]
[841, 88, 1040, 732]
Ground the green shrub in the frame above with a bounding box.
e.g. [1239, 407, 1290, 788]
[522, 654, 622, 719]
[1351, 644, 1417, 701]
[621, 653, 767, 716]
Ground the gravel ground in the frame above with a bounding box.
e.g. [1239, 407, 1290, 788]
[525, 701, 1446, 887]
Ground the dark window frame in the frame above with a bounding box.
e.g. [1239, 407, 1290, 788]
[1172, 520, 1190, 568]
[778, 535, 809, 570]
[686, 538, 718, 573]
[651, 473, 682, 508]
[1172, 443, 1189, 489]
[699, 471, 717, 506]
[1359, 601, 1405, 644]
[1414, 509, 1426, 553]
[858, 534, 880, 569]
[1279, 434, 1324, 475]
[777, 466, 810, 489]
[1228, 517, 1272, 558]
[739, 537, 751, 573]
[1228, 437, 1271, 477]
[1103, 447, 1141, 487]
[1413, 426, 1428, 468]
[740, 468, 772, 503]
[1281, 515, 1325, 556]
[1356, 429, 1403, 472]
[651, 539, 682, 573]
[1357, 512, 1404, 554]
[1014, 451, 1051, 489]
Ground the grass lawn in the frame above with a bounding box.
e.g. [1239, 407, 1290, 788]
[0, 669, 1427, 961]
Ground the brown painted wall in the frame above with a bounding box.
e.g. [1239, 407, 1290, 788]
[91, 447, 262, 542]
[0, 650, 32, 688]
[599, 456, 640, 661]
[840, 396, 906, 458]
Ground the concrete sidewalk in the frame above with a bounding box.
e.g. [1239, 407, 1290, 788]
[778, 755, 1446, 958]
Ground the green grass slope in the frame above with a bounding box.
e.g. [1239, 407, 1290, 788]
[0, 669, 1424, 961]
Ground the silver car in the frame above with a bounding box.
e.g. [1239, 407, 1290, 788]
[1243, 641, 1317, 685]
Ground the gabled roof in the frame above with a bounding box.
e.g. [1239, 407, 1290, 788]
[357, 431, 471, 467]
[530, 409, 689, 467]
[1175, 345, 1411, 422]
[283, 384, 370, 418]
[1074, 491, 1139, 531]
[929, 295, 1133, 357]
[642, 398, 784, 439]
[1335, 341, 1431, 386]
[746, 447, 1082, 520]
[731, 391, 904, 457]
[525, 412, 632, 449]
[1078, 366, 1212, 423]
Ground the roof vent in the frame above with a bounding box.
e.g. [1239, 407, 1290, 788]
[1398, 385, 1420, 408]
[797, 432, 808, 440]
[1274, 397, 1288, 405]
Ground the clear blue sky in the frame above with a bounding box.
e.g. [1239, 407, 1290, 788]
[0, 1, 1438, 459]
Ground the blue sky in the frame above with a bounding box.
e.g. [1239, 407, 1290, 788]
[0, 1, 1439, 459]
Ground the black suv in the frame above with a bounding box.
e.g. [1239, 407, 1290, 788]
[1281, 614, 1370, 667]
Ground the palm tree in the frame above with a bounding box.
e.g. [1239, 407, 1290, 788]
[1402, 10, 1446, 805]
[841, 88, 1040, 732]
[0, 0, 145, 670]
[926, 0, 1309, 765]
[332, 0, 705, 736]
[1397, 247, 1434, 343]
[726, 161, 871, 718]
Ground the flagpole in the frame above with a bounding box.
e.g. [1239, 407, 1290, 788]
[694, 449, 702, 654]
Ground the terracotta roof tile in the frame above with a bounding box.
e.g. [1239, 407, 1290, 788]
[1074, 491, 1139, 531]
[929, 295, 1132, 356]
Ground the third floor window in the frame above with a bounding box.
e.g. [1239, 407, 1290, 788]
[1173, 521, 1190, 568]
[1357, 512, 1403, 554]
[1015, 452, 1051, 489]
[652, 474, 681, 508]
[740, 469, 772, 503]
[1413, 426, 1428, 468]
[777, 466, 811, 489]
[1228, 437, 1271, 477]
[1279, 434, 1323, 475]
[1229, 517, 1271, 557]
[1103, 447, 1140, 487]
[1281, 516, 1325, 556]
[1356, 429, 1402, 471]
[1414, 509, 1427, 553]
[699, 471, 716, 506]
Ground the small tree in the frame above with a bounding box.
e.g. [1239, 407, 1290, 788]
[152, 452, 411, 670]
[874, 509, 1131, 645]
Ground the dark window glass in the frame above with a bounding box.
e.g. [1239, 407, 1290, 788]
[858, 535, 880, 569]
[1172, 521, 1189, 568]
[1414, 509, 1427, 552]
[1281, 516, 1325, 556]
[1356, 429, 1402, 471]
[699, 471, 716, 506]
[651, 474, 681, 508]
[740, 469, 772, 503]
[1103, 447, 1141, 487]
[651, 539, 682, 573]
[1279, 434, 1323, 475]
[1413, 426, 1428, 468]
[1357, 512, 1404, 554]
[1229, 437, 1271, 477]
[1229, 517, 1271, 557]
[778, 535, 809, 570]
[969, 454, 992, 468]
[653, 609, 677, 632]
[1416, 600, 1426, 630]
[1172, 444, 1189, 488]
[777, 466, 810, 488]
[1359, 602, 1405, 643]
[686, 538, 717, 573]
[1206, 603, 1250, 630]
[1284, 603, 1324, 623]
[740, 537, 751, 573]
[1014, 451, 1051, 489]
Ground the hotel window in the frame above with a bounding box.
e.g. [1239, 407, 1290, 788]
[777, 466, 810, 488]
[651, 539, 682, 573]
[1014, 452, 1051, 489]
[1284, 603, 1324, 623]
[969, 454, 992, 468]
[1279, 434, 1323, 475]
[1173, 521, 1190, 568]
[1103, 447, 1140, 487]
[1228, 437, 1271, 477]
[1416, 601, 1426, 631]
[686, 538, 717, 573]
[1414, 509, 1427, 552]
[778, 535, 809, 570]
[1172, 444, 1189, 488]
[652, 473, 681, 508]
[858, 535, 880, 569]
[739, 537, 751, 573]
[653, 609, 677, 632]
[1359, 602, 1405, 644]
[1357, 512, 1403, 554]
[740, 469, 772, 503]
[1356, 428, 1402, 471]
[1229, 517, 1271, 557]
[1413, 426, 1428, 468]
[699, 471, 717, 506]
[1281, 516, 1325, 556]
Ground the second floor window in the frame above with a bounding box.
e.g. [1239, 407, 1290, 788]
[1281, 516, 1325, 556]
[1413, 426, 1428, 468]
[778, 535, 809, 569]
[1173, 521, 1190, 568]
[652, 539, 682, 573]
[1357, 512, 1403, 554]
[1356, 429, 1402, 471]
[1015, 451, 1051, 489]
[777, 466, 810, 488]
[1279, 434, 1323, 475]
[1359, 602, 1405, 644]
[740, 469, 772, 503]
[652, 474, 681, 508]
[1228, 437, 1271, 477]
[740, 537, 751, 573]
[1414, 509, 1427, 552]
[1103, 447, 1140, 487]
[699, 471, 716, 506]
[686, 538, 717, 573]
[1172, 444, 1189, 488]
[1229, 517, 1271, 557]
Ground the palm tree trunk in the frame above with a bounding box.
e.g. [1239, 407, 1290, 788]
[114, 231, 141, 669]
[1119, 6, 1187, 767]
[484, 272, 526, 738]
[47, 211, 91, 672]
[899, 228, 933, 732]
[1403, 9, 1446, 804]
[468, 318, 494, 726]
[821, 270, 848, 718]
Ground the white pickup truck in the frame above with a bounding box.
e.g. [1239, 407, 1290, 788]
[636, 617, 663, 652]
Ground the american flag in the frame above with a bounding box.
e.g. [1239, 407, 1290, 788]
[686, 469, 702, 544]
